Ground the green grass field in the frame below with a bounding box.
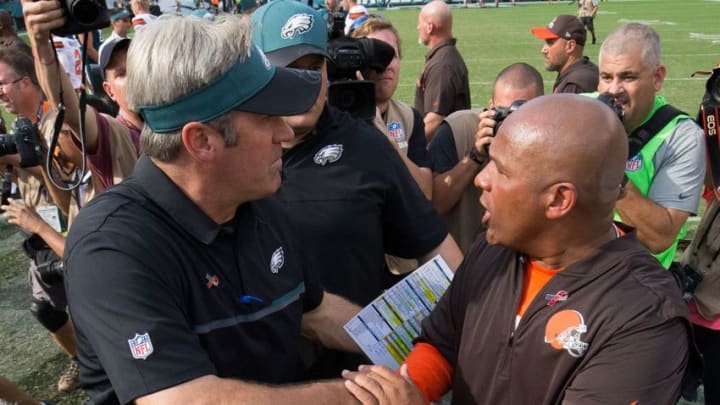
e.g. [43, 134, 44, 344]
[1, 0, 717, 403]
[380, 0, 720, 114]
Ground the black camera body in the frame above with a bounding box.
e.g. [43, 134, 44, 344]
[491, 99, 527, 136]
[327, 11, 345, 40]
[0, 117, 44, 168]
[597, 92, 625, 123]
[326, 37, 395, 121]
[37, 259, 65, 285]
[52, 0, 111, 37]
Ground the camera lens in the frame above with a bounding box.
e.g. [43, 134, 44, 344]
[38, 260, 65, 285]
[0, 134, 18, 157]
[68, 0, 100, 25]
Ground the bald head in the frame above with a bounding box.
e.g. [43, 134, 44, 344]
[501, 94, 627, 214]
[492, 62, 544, 107]
[420, 1, 453, 36]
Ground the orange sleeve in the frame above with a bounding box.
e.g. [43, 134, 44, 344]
[404, 342, 453, 404]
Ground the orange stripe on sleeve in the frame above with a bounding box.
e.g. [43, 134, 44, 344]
[404, 342, 453, 404]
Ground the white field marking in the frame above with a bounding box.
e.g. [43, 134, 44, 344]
[617, 19, 678, 25]
[396, 77, 707, 88]
[690, 33, 720, 44]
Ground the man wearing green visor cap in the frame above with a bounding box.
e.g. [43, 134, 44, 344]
[63, 15, 362, 404]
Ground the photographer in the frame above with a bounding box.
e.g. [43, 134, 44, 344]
[428, 63, 543, 252]
[251, 0, 462, 379]
[599, 23, 705, 268]
[23, 1, 141, 199]
[0, 48, 80, 393]
[350, 17, 432, 199]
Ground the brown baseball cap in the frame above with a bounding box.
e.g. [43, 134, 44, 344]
[531, 15, 586, 46]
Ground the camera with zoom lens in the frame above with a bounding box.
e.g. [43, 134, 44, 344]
[326, 37, 395, 121]
[597, 92, 625, 123]
[37, 259, 65, 285]
[0, 117, 44, 168]
[491, 99, 527, 136]
[52, 0, 110, 36]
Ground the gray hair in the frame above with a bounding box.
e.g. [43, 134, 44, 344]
[127, 15, 251, 161]
[599, 23, 661, 70]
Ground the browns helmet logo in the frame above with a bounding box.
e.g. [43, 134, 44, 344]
[281, 13, 314, 40]
[544, 309, 589, 358]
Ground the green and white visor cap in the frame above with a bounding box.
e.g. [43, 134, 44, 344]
[251, 0, 330, 67]
[137, 44, 321, 133]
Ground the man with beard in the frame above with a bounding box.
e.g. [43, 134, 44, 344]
[531, 15, 598, 94]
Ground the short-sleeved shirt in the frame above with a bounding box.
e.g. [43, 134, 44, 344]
[65, 156, 323, 405]
[647, 118, 705, 214]
[414, 38, 471, 117]
[428, 110, 485, 252]
[553, 56, 599, 94]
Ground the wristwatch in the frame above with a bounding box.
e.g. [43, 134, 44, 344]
[468, 149, 485, 165]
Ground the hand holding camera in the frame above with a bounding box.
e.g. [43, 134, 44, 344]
[474, 100, 527, 160]
[474, 109, 497, 161]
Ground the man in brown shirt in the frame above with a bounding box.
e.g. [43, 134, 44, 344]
[531, 15, 598, 94]
[415, 0, 471, 141]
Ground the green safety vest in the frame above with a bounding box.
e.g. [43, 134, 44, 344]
[613, 95, 691, 268]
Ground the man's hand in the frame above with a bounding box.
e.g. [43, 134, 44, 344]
[342, 364, 426, 405]
[22, 0, 65, 44]
[2, 198, 45, 234]
[474, 109, 497, 159]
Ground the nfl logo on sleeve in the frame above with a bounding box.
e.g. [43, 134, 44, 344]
[128, 333, 154, 360]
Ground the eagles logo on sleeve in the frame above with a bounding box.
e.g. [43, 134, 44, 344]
[281, 13, 314, 40]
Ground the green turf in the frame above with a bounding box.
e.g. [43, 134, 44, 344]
[380, 0, 719, 113]
[0, 1, 716, 403]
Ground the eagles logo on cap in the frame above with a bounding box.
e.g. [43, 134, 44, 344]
[281, 13, 314, 40]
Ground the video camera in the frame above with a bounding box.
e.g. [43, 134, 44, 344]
[52, 0, 110, 36]
[0, 117, 44, 168]
[326, 37, 395, 121]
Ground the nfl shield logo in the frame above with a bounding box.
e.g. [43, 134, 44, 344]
[626, 155, 643, 172]
[128, 333, 154, 360]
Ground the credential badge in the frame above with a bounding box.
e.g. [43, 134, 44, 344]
[314, 144, 343, 166]
[270, 247, 285, 274]
[128, 332, 154, 360]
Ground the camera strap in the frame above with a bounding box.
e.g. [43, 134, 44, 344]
[627, 104, 685, 159]
[697, 68, 720, 200]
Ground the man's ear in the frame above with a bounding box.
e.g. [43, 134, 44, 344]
[180, 122, 216, 162]
[102, 81, 116, 102]
[545, 182, 576, 220]
[653, 64, 667, 92]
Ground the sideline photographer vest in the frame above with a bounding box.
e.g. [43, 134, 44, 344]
[613, 96, 691, 268]
[682, 198, 720, 320]
[445, 109, 484, 253]
[373, 98, 419, 275]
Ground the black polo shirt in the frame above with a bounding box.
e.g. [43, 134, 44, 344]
[65, 156, 323, 405]
[273, 105, 448, 307]
[414, 38, 471, 117]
